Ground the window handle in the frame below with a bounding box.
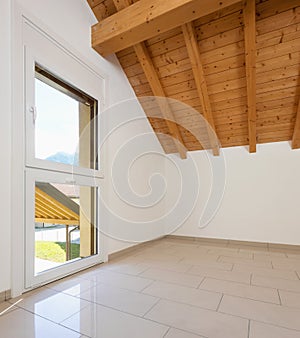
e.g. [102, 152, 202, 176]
[29, 106, 37, 124]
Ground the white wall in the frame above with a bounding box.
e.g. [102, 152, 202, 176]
[167, 142, 300, 245]
[0, 0, 12, 293]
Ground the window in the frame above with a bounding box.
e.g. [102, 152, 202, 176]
[34, 65, 98, 170]
[23, 24, 104, 289]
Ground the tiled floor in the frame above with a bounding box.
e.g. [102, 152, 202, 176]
[1, 237, 300, 337]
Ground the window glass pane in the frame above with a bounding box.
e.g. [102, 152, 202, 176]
[34, 182, 98, 275]
[34, 66, 98, 170]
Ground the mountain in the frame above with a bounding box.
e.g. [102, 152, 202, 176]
[46, 152, 78, 165]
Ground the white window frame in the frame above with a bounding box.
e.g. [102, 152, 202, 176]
[24, 26, 103, 178]
[11, 6, 109, 297]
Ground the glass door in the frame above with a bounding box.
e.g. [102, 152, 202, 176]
[24, 40, 104, 289]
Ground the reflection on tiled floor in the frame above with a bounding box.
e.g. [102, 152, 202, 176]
[2, 237, 300, 337]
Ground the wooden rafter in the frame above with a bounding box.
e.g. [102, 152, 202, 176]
[113, 0, 187, 159]
[292, 97, 300, 149]
[92, 0, 242, 56]
[182, 21, 219, 156]
[35, 187, 79, 224]
[243, 0, 257, 153]
[133, 43, 187, 159]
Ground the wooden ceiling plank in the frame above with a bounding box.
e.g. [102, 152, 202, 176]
[35, 188, 79, 220]
[36, 192, 77, 220]
[291, 96, 300, 149]
[87, 0, 106, 9]
[182, 22, 220, 155]
[243, 0, 257, 153]
[113, 0, 187, 159]
[92, 0, 243, 56]
[36, 196, 75, 220]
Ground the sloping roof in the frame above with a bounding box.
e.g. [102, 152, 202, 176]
[87, 0, 300, 157]
[35, 183, 79, 225]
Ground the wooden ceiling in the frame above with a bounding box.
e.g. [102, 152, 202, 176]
[87, 0, 300, 158]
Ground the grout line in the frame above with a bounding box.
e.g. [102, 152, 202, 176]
[218, 307, 300, 334]
[163, 327, 171, 337]
[196, 277, 205, 289]
[58, 302, 92, 325]
[216, 294, 224, 312]
[18, 307, 84, 336]
[250, 273, 253, 285]
[140, 279, 155, 293]
[247, 320, 251, 338]
[142, 297, 161, 318]
[218, 292, 297, 306]
[277, 289, 282, 305]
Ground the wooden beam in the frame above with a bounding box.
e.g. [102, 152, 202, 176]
[182, 22, 219, 156]
[35, 218, 79, 225]
[92, 0, 242, 56]
[134, 43, 187, 159]
[243, 0, 257, 153]
[113, 0, 187, 159]
[292, 98, 300, 149]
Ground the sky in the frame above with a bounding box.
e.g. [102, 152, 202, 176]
[35, 78, 79, 159]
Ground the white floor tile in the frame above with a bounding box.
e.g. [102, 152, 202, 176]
[233, 264, 299, 280]
[46, 277, 96, 296]
[77, 282, 158, 316]
[79, 270, 153, 292]
[188, 265, 251, 284]
[219, 295, 300, 331]
[61, 302, 169, 338]
[220, 256, 272, 268]
[101, 262, 150, 275]
[252, 275, 300, 293]
[199, 278, 280, 303]
[15, 288, 90, 323]
[250, 321, 300, 338]
[143, 280, 221, 310]
[165, 328, 205, 338]
[145, 299, 248, 338]
[140, 267, 203, 287]
[0, 308, 81, 338]
[179, 259, 233, 271]
[279, 290, 300, 309]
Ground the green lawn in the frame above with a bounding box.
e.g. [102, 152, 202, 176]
[35, 241, 80, 262]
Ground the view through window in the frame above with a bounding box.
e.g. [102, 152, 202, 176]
[35, 182, 98, 274]
[33, 65, 99, 275]
[34, 65, 98, 170]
